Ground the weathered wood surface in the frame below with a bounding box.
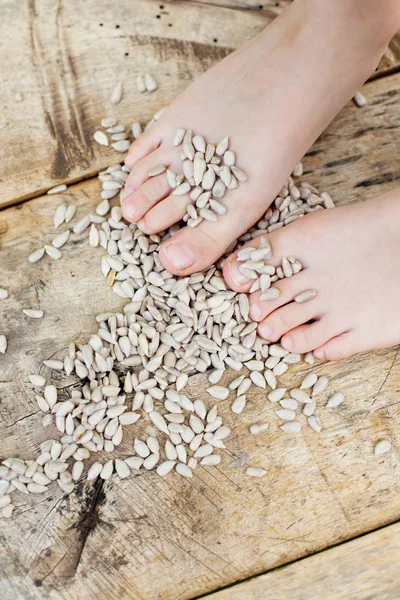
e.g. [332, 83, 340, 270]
[1, 0, 400, 210]
[206, 522, 400, 600]
[1, 70, 400, 598]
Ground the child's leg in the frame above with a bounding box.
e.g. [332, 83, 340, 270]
[223, 189, 400, 360]
[122, 0, 400, 276]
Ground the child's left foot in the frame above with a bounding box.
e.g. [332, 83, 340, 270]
[223, 190, 400, 360]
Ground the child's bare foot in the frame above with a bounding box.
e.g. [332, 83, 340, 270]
[122, 0, 395, 276]
[223, 190, 400, 360]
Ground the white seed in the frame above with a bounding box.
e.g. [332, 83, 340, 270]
[136, 75, 146, 93]
[0, 288, 8, 299]
[45, 245, 62, 260]
[176, 463, 192, 478]
[115, 459, 131, 479]
[327, 392, 345, 408]
[353, 91, 367, 107]
[22, 309, 44, 319]
[307, 415, 321, 432]
[93, 131, 109, 146]
[231, 395, 246, 414]
[280, 422, 302, 434]
[157, 461, 176, 477]
[246, 467, 266, 477]
[312, 376, 329, 396]
[290, 389, 312, 404]
[48, 184, 67, 195]
[207, 386, 229, 400]
[52, 229, 70, 248]
[374, 440, 391, 455]
[300, 373, 318, 389]
[250, 423, 269, 435]
[100, 460, 114, 480]
[0, 335, 7, 354]
[144, 73, 158, 92]
[294, 289, 317, 303]
[110, 82, 123, 104]
[28, 248, 45, 263]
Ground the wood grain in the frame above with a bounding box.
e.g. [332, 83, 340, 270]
[1, 71, 400, 598]
[204, 522, 400, 600]
[1, 0, 400, 210]
[0, 0, 272, 209]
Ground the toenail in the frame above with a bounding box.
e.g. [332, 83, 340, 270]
[249, 303, 262, 320]
[228, 260, 250, 287]
[122, 199, 138, 222]
[281, 335, 294, 350]
[258, 322, 273, 338]
[313, 349, 326, 359]
[163, 242, 195, 271]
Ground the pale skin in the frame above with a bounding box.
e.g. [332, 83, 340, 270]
[122, 0, 400, 361]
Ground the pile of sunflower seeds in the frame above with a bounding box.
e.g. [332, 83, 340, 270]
[148, 129, 248, 227]
[0, 134, 344, 519]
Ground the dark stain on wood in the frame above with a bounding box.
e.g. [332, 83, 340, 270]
[28, 0, 94, 179]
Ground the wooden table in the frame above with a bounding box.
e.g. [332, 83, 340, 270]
[1, 2, 400, 598]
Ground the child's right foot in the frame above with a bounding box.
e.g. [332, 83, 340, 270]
[122, 0, 397, 277]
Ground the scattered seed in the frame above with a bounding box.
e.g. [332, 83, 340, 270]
[294, 289, 317, 303]
[374, 440, 391, 455]
[110, 82, 123, 105]
[246, 467, 266, 477]
[47, 185, 67, 195]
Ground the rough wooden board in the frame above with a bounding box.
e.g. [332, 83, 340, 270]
[1, 73, 400, 597]
[204, 522, 400, 600]
[0, 0, 273, 209]
[2, 0, 400, 211]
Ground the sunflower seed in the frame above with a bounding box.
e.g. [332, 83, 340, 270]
[300, 373, 318, 389]
[374, 440, 391, 455]
[280, 422, 302, 434]
[307, 415, 321, 432]
[45, 245, 62, 260]
[207, 386, 229, 400]
[110, 82, 123, 104]
[52, 230, 70, 248]
[149, 165, 167, 177]
[48, 185, 67, 195]
[144, 73, 158, 92]
[353, 91, 367, 107]
[94, 131, 109, 146]
[176, 463, 192, 478]
[294, 289, 317, 303]
[28, 248, 45, 263]
[249, 423, 268, 435]
[326, 392, 345, 408]
[22, 309, 43, 319]
[246, 467, 266, 477]
[312, 376, 329, 396]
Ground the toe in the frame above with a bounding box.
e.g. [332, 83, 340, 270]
[223, 227, 301, 293]
[138, 193, 190, 235]
[257, 301, 317, 343]
[124, 128, 162, 170]
[159, 194, 263, 275]
[280, 319, 334, 354]
[122, 173, 172, 223]
[124, 148, 169, 192]
[313, 332, 359, 361]
[248, 270, 312, 322]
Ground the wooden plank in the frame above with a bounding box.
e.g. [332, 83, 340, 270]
[1, 73, 400, 599]
[0, 0, 273, 209]
[2, 0, 400, 211]
[204, 522, 400, 600]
